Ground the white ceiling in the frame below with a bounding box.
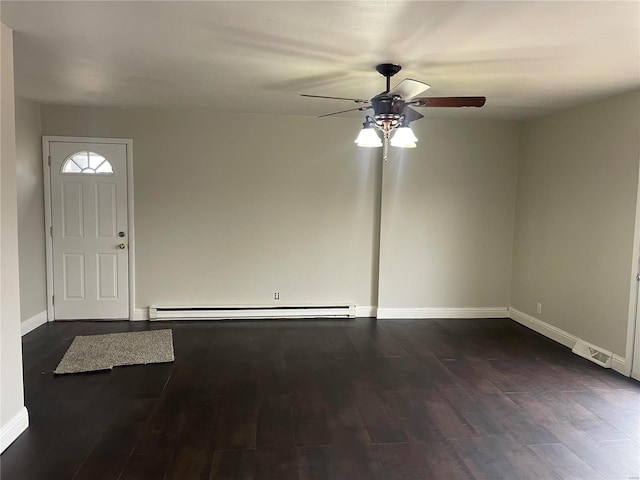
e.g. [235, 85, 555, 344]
[2, 1, 639, 119]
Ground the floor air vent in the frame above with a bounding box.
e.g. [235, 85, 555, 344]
[572, 340, 612, 368]
[148, 304, 356, 321]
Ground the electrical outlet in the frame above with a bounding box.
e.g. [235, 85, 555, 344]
[536, 302, 542, 315]
[274, 291, 280, 301]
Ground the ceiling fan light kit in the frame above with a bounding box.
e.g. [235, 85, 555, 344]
[390, 126, 418, 148]
[302, 63, 486, 159]
[354, 120, 383, 148]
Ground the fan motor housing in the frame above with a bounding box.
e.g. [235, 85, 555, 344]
[371, 94, 405, 121]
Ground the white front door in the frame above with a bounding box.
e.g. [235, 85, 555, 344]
[49, 141, 129, 319]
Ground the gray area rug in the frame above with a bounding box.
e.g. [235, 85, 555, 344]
[54, 329, 174, 374]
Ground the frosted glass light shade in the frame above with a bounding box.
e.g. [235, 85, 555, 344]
[390, 127, 418, 148]
[355, 127, 382, 147]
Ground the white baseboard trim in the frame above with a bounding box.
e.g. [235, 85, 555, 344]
[132, 308, 149, 321]
[509, 308, 627, 376]
[376, 307, 510, 319]
[356, 306, 377, 318]
[509, 308, 576, 349]
[21, 310, 48, 336]
[0, 406, 29, 453]
[612, 354, 626, 376]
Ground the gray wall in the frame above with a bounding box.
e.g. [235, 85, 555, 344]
[512, 89, 640, 356]
[40, 108, 383, 309]
[1, 22, 27, 449]
[39, 107, 520, 313]
[378, 118, 519, 313]
[16, 96, 45, 322]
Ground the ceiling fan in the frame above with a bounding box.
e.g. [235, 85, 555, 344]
[301, 63, 485, 152]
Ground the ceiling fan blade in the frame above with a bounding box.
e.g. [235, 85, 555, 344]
[301, 94, 370, 104]
[402, 106, 424, 124]
[387, 78, 431, 101]
[411, 96, 486, 108]
[318, 106, 371, 118]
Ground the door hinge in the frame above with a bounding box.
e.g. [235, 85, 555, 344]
[50, 225, 53, 237]
[48, 155, 51, 166]
[52, 295, 54, 306]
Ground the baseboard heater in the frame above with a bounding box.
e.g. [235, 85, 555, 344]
[148, 304, 356, 321]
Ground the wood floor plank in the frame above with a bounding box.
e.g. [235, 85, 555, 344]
[164, 393, 220, 480]
[346, 324, 407, 359]
[320, 329, 361, 360]
[256, 394, 295, 448]
[119, 450, 175, 480]
[439, 357, 505, 395]
[416, 439, 475, 480]
[383, 389, 446, 442]
[476, 392, 560, 445]
[125, 396, 186, 457]
[381, 320, 459, 360]
[291, 392, 332, 447]
[528, 443, 606, 480]
[297, 446, 342, 480]
[374, 443, 433, 480]
[72, 398, 154, 480]
[422, 393, 480, 440]
[570, 418, 628, 442]
[285, 352, 350, 395]
[454, 434, 562, 480]
[323, 393, 383, 479]
[255, 394, 299, 479]
[255, 352, 290, 395]
[255, 444, 299, 480]
[354, 386, 408, 444]
[543, 426, 640, 480]
[598, 438, 640, 472]
[440, 387, 505, 437]
[329, 427, 383, 480]
[507, 390, 600, 426]
[165, 446, 215, 480]
[565, 389, 640, 439]
[209, 450, 256, 480]
[215, 397, 258, 450]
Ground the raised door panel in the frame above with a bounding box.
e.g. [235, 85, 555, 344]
[62, 182, 84, 238]
[63, 253, 86, 300]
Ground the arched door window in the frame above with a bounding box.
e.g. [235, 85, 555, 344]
[61, 151, 114, 174]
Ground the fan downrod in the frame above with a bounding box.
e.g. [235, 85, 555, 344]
[376, 63, 402, 93]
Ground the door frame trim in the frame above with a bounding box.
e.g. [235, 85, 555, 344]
[628, 152, 640, 379]
[42, 136, 135, 321]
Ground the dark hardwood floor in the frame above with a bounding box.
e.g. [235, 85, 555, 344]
[1, 318, 639, 480]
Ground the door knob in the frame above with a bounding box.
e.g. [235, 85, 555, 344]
[118, 243, 126, 250]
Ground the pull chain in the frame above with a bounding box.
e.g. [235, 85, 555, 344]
[383, 137, 389, 162]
